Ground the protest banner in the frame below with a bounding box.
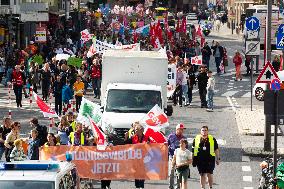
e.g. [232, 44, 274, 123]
[67, 57, 83, 68]
[167, 64, 177, 97]
[40, 143, 168, 180]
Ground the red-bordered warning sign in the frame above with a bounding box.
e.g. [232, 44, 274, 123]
[256, 62, 279, 83]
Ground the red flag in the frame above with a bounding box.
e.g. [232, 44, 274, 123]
[141, 104, 169, 130]
[33, 92, 58, 118]
[144, 126, 166, 143]
[155, 20, 164, 45]
[181, 17, 186, 33]
[164, 16, 168, 31]
[89, 117, 107, 150]
[176, 19, 180, 33]
[280, 55, 283, 71]
[196, 25, 203, 38]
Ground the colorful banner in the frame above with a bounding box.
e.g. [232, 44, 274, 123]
[40, 143, 168, 180]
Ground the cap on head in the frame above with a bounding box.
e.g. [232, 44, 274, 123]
[176, 123, 185, 130]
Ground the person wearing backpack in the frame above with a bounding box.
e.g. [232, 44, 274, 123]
[29, 117, 47, 146]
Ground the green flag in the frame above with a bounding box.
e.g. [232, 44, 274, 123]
[67, 57, 83, 68]
[77, 98, 102, 125]
[32, 55, 44, 65]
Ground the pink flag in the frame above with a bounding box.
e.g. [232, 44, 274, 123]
[33, 92, 58, 118]
[89, 117, 107, 150]
[141, 104, 169, 131]
[144, 126, 166, 143]
[191, 55, 203, 65]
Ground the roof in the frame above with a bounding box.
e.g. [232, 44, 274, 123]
[103, 50, 167, 59]
[107, 83, 162, 91]
[0, 160, 75, 181]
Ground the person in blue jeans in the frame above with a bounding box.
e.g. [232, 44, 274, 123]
[211, 41, 224, 74]
[206, 71, 215, 112]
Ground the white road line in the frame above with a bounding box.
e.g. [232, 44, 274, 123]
[242, 92, 252, 98]
[242, 166, 252, 172]
[242, 156, 250, 162]
[243, 176, 252, 182]
[243, 187, 254, 189]
[227, 96, 236, 112]
[222, 91, 238, 97]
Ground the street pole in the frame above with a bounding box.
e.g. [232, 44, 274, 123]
[266, 0, 272, 62]
[273, 90, 279, 178]
[78, 0, 81, 32]
[256, 55, 259, 73]
[250, 57, 254, 111]
[231, 20, 234, 35]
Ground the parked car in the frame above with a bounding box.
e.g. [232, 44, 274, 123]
[253, 70, 284, 101]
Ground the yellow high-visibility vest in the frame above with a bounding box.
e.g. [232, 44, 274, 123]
[69, 132, 85, 145]
[70, 121, 76, 132]
[193, 134, 215, 157]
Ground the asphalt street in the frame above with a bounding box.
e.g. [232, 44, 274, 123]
[0, 26, 269, 188]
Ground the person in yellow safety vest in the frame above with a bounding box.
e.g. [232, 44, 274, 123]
[192, 126, 220, 189]
[67, 112, 76, 132]
[69, 123, 86, 146]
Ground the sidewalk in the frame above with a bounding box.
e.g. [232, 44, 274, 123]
[210, 23, 244, 41]
[235, 105, 284, 156]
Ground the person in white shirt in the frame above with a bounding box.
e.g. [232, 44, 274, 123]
[172, 138, 192, 189]
[206, 71, 215, 112]
[182, 65, 190, 106]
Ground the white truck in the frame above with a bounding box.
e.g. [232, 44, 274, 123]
[100, 50, 172, 144]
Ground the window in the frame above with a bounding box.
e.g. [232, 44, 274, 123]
[1, 0, 9, 5]
[0, 181, 55, 189]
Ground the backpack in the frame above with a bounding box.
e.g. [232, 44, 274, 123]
[36, 125, 48, 146]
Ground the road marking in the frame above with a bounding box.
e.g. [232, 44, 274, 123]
[187, 138, 226, 146]
[242, 92, 251, 98]
[243, 187, 254, 189]
[243, 176, 252, 182]
[222, 91, 238, 97]
[242, 156, 250, 162]
[242, 166, 252, 172]
[227, 96, 236, 112]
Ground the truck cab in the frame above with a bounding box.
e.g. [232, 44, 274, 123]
[0, 161, 79, 189]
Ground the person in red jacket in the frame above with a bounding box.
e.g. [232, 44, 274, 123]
[233, 51, 243, 81]
[11, 65, 24, 107]
[90, 59, 101, 98]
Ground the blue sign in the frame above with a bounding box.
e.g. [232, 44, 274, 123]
[246, 17, 260, 31]
[277, 33, 284, 49]
[208, 3, 214, 9]
[270, 78, 281, 91]
[278, 24, 284, 34]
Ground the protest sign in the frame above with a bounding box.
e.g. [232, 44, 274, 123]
[40, 143, 168, 180]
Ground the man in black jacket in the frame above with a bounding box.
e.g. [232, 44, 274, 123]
[202, 42, 212, 70]
[211, 41, 224, 74]
[53, 75, 63, 116]
[197, 66, 209, 108]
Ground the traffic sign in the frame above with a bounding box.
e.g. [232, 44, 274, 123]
[35, 26, 46, 43]
[245, 41, 260, 55]
[277, 24, 284, 49]
[246, 17, 260, 31]
[246, 30, 258, 39]
[270, 78, 281, 91]
[256, 62, 279, 83]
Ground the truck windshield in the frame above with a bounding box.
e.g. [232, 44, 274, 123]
[0, 181, 55, 189]
[106, 89, 162, 113]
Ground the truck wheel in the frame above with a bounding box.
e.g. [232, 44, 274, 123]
[166, 105, 173, 116]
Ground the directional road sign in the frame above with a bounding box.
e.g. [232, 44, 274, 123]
[256, 62, 279, 83]
[246, 16, 260, 31]
[277, 24, 284, 49]
[270, 78, 281, 91]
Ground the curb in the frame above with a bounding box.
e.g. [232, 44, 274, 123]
[242, 147, 284, 157]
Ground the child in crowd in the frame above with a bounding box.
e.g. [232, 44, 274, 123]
[10, 139, 26, 161]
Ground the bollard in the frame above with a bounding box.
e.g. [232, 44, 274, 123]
[49, 118, 54, 132]
[29, 86, 33, 106]
[8, 110, 11, 119]
[68, 100, 72, 109]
